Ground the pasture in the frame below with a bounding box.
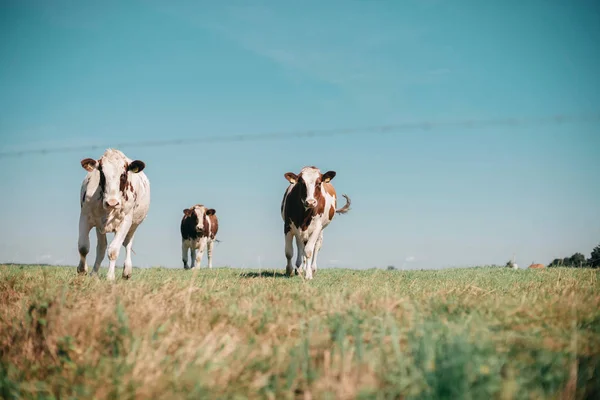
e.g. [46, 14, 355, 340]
[1, 265, 599, 399]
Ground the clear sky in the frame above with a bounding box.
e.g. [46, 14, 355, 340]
[1, 0, 599, 270]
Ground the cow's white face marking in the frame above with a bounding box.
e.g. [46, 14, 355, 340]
[299, 167, 321, 209]
[99, 157, 125, 209]
[193, 206, 207, 234]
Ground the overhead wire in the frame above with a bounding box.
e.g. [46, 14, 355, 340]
[0, 111, 598, 158]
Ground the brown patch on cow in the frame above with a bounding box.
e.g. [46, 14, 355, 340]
[328, 205, 335, 220]
[120, 164, 129, 200]
[202, 213, 210, 237]
[81, 158, 97, 171]
[97, 159, 106, 194]
[323, 182, 336, 197]
[208, 214, 219, 239]
[529, 263, 545, 269]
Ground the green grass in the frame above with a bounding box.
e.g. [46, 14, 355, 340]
[1, 264, 599, 399]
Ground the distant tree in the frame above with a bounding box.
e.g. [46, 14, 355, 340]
[588, 244, 600, 269]
[548, 258, 563, 267]
[568, 252, 587, 268]
[505, 260, 515, 268]
[548, 252, 589, 268]
[387, 265, 396, 271]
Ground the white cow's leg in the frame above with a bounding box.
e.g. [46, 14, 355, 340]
[182, 241, 190, 269]
[90, 228, 107, 276]
[122, 225, 138, 279]
[303, 227, 323, 280]
[193, 238, 207, 269]
[106, 217, 133, 281]
[190, 247, 197, 269]
[284, 231, 294, 276]
[207, 239, 214, 269]
[312, 231, 324, 275]
[295, 236, 305, 276]
[77, 214, 92, 275]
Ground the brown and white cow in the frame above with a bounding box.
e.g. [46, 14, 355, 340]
[281, 166, 351, 279]
[181, 204, 219, 269]
[78, 149, 151, 280]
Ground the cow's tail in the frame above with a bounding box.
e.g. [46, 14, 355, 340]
[336, 194, 351, 214]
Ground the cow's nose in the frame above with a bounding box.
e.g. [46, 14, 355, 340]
[105, 199, 120, 208]
[306, 199, 317, 208]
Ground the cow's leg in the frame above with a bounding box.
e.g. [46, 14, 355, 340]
[312, 231, 324, 275]
[77, 214, 92, 275]
[284, 231, 294, 276]
[90, 228, 107, 276]
[182, 241, 190, 269]
[193, 238, 207, 269]
[106, 216, 133, 281]
[295, 236, 305, 276]
[190, 247, 197, 269]
[303, 227, 323, 280]
[122, 225, 139, 279]
[207, 239, 214, 269]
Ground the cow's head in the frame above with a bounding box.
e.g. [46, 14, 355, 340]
[284, 166, 336, 209]
[183, 206, 216, 235]
[81, 149, 145, 210]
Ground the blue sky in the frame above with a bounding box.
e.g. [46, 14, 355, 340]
[1, 0, 599, 270]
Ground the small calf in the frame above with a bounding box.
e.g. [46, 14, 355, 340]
[181, 204, 219, 269]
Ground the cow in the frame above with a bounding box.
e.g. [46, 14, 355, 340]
[180, 204, 219, 269]
[281, 166, 351, 280]
[78, 149, 151, 281]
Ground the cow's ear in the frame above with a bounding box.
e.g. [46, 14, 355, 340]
[183, 208, 192, 216]
[284, 172, 298, 184]
[322, 171, 336, 183]
[81, 158, 98, 172]
[206, 208, 216, 216]
[128, 160, 145, 173]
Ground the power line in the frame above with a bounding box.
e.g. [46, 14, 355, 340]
[1, 111, 598, 158]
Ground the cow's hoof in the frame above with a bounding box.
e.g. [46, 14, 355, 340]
[122, 273, 131, 280]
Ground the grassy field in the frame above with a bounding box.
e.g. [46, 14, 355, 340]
[0, 264, 599, 400]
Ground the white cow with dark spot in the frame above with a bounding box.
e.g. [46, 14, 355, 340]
[78, 148, 151, 280]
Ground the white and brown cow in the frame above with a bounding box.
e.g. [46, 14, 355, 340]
[78, 149, 151, 280]
[180, 204, 219, 269]
[281, 166, 351, 279]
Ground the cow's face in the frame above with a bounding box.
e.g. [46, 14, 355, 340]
[183, 207, 216, 235]
[81, 156, 145, 210]
[285, 168, 336, 209]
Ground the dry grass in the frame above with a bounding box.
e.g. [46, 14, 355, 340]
[1, 264, 599, 399]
